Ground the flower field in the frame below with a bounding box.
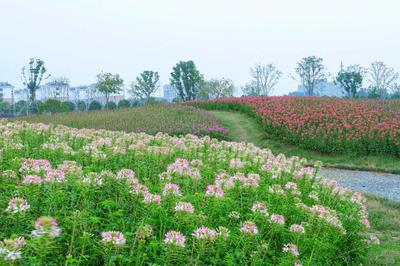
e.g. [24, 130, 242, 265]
[15, 104, 229, 139]
[190, 97, 400, 156]
[0, 120, 379, 265]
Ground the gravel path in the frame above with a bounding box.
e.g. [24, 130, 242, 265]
[318, 168, 400, 203]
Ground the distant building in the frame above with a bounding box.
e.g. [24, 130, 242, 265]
[1, 82, 125, 105]
[163, 84, 177, 102]
[289, 81, 343, 97]
[0, 82, 14, 103]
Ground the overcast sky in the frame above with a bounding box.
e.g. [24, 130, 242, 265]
[1, 0, 400, 95]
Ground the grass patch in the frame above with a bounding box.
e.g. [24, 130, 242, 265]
[365, 195, 400, 265]
[211, 110, 400, 174]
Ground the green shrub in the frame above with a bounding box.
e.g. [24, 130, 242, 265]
[105, 101, 117, 110]
[38, 99, 69, 114]
[118, 99, 131, 108]
[88, 100, 102, 110]
[76, 101, 87, 111]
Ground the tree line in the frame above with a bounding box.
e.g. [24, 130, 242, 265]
[2, 56, 399, 115]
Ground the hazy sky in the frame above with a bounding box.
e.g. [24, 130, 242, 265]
[1, 0, 400, 95]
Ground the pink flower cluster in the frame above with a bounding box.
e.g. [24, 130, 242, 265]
[251, 201, 269, 216]
[175, 202, 195, 214]
[240, 221, 258, 235]
[0, 237, 26, 261]
[164, 231, 186, 247]
[205, 184, 224, 198]
[31, 216, 61, 238]
[22, 175, 41, 184]
[166, 158, 201, 179]
[143, 192, 161, 204]
[6, 197, 30, 214]
[163, 183, 182, 196]
[19, 159, 51, 174]
[270, 214, 285, 225]
[116, 169, 136, 181]
[192, 226, 217, 240]
[101, 231, 126, 245]
[44, 169, 66, 183]
[293, 167, 314, 179]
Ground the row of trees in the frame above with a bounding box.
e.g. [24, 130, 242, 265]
[14, 57, 400, 115]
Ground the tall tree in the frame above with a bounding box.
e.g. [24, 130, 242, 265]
[367, 61, 399, 99]
[249, 63, 282, 96]
[335, 64, 364, 98]
[170, 60, 204, 101]
[95, 72, 124, 106]
[199, 78, 235, 99]
[130, 70, 160, 103]
[295, 56, 327, 96]
[21, 58, 50, 103]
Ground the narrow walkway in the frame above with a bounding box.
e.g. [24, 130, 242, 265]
[318, 168, 400, 203]
[211, 110, 400, 203]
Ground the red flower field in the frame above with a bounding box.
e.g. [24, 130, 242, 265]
[191, 97, 400, 156]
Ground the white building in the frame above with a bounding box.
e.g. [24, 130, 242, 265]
[0, 82, 14, 103]
[2, 82, 125, 105]
[163, 84, 177, 102]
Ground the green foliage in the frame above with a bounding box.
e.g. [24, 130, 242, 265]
[118, 99, 131, 108]
[64, 101, 75, 111]
[95, 72, 124, 105]
[0, 121, 374, 265]
[295, 56, 327, 96]
[76, 101, 87, 111]
[130, 70, 160, 103]
[105, 101, 117, 110]
[88, 100, 102, 110]
[336, 65, 363, 98]
[170, 61, 204, 101]
[38, 99, 69, 114]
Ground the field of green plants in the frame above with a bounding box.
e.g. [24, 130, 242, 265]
[15, 104, 229, 139]
[190, 97, 400, 156]
[0, 120, 380, 265]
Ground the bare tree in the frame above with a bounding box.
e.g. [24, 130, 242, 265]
[199, 78, 235, 99]
[295, 56, 327, 96]
[249, 63, 282, 96]
[367, 61, 399, 98]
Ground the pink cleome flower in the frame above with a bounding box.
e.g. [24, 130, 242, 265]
[31, 216, 61, 238]
[6, 197, 30, 214]
[192, 226, 217, 240]
[164, 231, 185, 247]
[22, 175, 41, 184]
[205, 184, 224, 198]
[175, 202, 195, 214]
[44, 169, 66, 183]
[270, 214, 285, 225]
[163, 183, 182, 196]
[240, 221, 258, 235]
[101, 231, 126, 245]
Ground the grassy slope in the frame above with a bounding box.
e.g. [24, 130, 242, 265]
[211, 110, 400, 265]
[210, 110, 400, 174]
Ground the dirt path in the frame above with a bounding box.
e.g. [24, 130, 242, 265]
[211, 110, 400, 202]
